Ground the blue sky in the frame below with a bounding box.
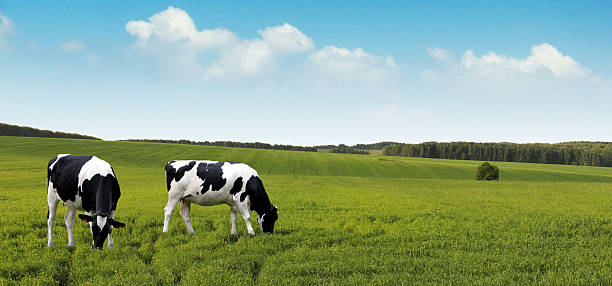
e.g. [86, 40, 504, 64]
[1, 1, 611, 145]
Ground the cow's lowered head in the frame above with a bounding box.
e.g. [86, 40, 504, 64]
[257, 205, 278, 233]
[78, 214, 125, 250]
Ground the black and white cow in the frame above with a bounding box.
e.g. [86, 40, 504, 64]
[163, 160, 278, 235]
[47, 154, 125, 249]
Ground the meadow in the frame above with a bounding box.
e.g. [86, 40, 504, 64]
[0, 136, 611, 285]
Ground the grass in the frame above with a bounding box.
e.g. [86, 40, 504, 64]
[0, 136, 611, 285]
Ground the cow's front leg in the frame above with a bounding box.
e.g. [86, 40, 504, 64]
[107, 210, 116, 249]
[230, 208, 237, 235]
[180, 201, 195, 234]
[64, 207, 77, 247]
[47, 190, 59, 247]
[239, 207, 255, 235]
[163, 198, 179, 233]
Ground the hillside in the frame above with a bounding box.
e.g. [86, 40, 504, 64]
[1, 135, 611, 285]
[2, 136, 612, 182]
[0, 123, 99, 140]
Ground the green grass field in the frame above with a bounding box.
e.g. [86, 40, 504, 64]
[0, 136, 611, 285]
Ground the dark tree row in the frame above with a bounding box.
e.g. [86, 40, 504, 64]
[383, 142, 612, 167]
[0, 123, 100, 140]
[121, 139, 318, 152]
[316, 141, 399, 150]
[329, 147, 369, 155]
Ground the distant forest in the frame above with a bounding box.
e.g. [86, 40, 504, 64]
[383, 142, 612, 167]
[0, 123, 100, 140]
[316, 141, 399, 150]
[318, 141, 399, 154]
[121, 139, 318, 152]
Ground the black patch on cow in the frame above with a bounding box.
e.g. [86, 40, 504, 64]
[244, 176, 272, 216]
[165, 161, 196, 191]
[244, 176, 278, 233]
[196, 162, 227, 194]
[81, 173, 121, 215]
[230, 177, 243, 195]
[47, 155, 93, 203]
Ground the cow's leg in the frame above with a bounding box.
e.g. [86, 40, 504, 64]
[163, 198, 180, 233]
[238, 206, 255, 235]
[107, 210, 116, 249]
[180, 201, 195, 234]
[47, 188, 59, 247]
[230, 208, 238, 235]
[64, 207, 77, 247]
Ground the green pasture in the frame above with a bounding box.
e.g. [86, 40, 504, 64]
[0, 136, 610, 285]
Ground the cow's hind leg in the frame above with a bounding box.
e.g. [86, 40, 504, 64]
[163, 198, 180, 233]
[47, 188, 60, 247]
[180, 201, 195, 234]
[64, 207, 77, 247]
[107, 210, 116, 249]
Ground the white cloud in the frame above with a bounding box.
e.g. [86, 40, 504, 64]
[60, 39, 85, 52]
[427, 43, 590, 80]
[126, 7, 318, 81]
[0, 12, 16, 49]
[426, 46, 452, 63]
[309, 46, 396, 84]
[126, 7, 394, 84]
[258, 23, 314, 54]
[126, 7, 238, 51]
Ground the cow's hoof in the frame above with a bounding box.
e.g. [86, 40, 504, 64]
[67, 243, 76, 248]
[108, 243, 115, 249]
[47, 241, 54, 247]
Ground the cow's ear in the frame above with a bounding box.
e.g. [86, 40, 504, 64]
[109, 219, 125, 229]
[78, 214, 94, 223]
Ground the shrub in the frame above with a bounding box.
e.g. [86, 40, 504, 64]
[476, 162, 499, 180]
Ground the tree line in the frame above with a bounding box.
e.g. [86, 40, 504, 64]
[121, 139, 318, 152]
[383, 142, 612, 167]
[329, 145, 369, 155]
[316, 141, 398, 150]
[0, 123, 100, 140]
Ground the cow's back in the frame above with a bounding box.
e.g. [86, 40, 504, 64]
[48, 154, 94, 203]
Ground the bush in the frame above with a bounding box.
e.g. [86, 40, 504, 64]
[476, 162, 499, 181]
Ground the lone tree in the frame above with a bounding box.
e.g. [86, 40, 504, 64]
[476, 162, 499, 181]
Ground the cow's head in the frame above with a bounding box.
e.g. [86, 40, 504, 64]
[78, 214, 125, 250]
[257, 205, 278, 233]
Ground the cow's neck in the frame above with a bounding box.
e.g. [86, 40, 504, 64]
[250, 192, 272, 217]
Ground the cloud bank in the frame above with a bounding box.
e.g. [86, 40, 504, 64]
[126, 7, 395, 83]
[424, 43, 594, 82]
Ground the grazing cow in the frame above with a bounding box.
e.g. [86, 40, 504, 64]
[163, 160, 278, 235]
[47, 154, 125, 249]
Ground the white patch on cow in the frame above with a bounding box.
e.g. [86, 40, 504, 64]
[96, 215, 107, 229]
[77, 156, 115, 190]
[49, 154, 70, 170]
